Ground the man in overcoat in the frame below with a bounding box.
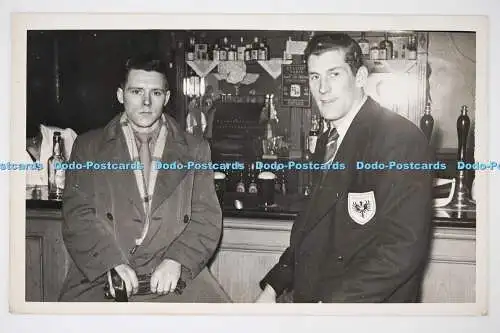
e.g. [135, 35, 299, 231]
[59, 54, 229, 302]
[256, 33, 434, 303]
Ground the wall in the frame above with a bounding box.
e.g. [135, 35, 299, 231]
[427, 32, 476, 151]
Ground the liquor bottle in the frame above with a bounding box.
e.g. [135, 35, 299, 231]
[244, 43, 252, 62]
[261, 94, 279, 157]
[212, 44, 220, 61]
[264, 38, 270, 60]
[247, 163, 258, 194]
[407, 34, 417, 60]
[379, 33, 393, 60]
[358, 32, 370, 58]
[235, 170, 246, 193]
[47, 131, 66, 200]
[378, 37, 387, 60]
[308, 114, 321, 154]
[186, 36, 196, 61]
[401, 44, 406, 59]
[258, 42, 267, 61]
[227, 44, 236, 61]
[369, 43, 379, 60]
[237, 37, 246, 61]
[251, 37, 260, 61]
[219, 37, 228, 61]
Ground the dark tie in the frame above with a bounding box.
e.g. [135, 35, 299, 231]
[136, 133, 152, 184]
[324, 125, 339, 163]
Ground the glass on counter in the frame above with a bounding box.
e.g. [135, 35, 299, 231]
[257, 171, 277, 208]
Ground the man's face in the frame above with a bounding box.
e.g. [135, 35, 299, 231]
[117, 69, 170, 132]
[308, 49, 364, 122]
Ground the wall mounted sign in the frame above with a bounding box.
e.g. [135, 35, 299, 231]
[280, 64, 311, 107]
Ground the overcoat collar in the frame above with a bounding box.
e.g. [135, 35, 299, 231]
[96, 112, 194, 218]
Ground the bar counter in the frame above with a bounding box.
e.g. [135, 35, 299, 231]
[26, 186, 476, 228]
[25, 186, 476, 303]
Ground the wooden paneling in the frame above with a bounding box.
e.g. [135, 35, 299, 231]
[25, 209, 476, 303]
[210, 217, 476, 303]
[26, 209, 69, 301]
[25, 236, 43, 301]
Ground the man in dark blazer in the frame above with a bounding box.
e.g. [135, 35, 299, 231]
[256, 33, 434, 303]
[59, 54, 229, 302]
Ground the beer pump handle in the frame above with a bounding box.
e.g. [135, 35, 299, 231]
[457, 105, 470, 162]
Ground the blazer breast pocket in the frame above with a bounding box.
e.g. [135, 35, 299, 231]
[347, 190, 377, 226]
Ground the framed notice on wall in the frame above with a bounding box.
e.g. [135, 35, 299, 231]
[280, 64, 311, 108]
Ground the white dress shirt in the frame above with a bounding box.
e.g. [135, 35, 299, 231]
[325, 94, 368, 164]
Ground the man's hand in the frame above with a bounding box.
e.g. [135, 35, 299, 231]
[150, 259, 182, 295]
[112, 264, 139, 298]
[255, 284, 277, 303]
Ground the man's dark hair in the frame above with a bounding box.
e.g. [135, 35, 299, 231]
[121, 53, 169, 90]
[304, 33, 364, 76]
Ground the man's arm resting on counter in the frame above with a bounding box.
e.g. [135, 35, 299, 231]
[61, 136, 130, 282]
[259, 246, 295, 297]
[160, 140, 222, 280]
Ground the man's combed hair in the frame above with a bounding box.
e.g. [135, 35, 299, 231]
[304, 33, 364, 76]
[121, 53, 169, 90]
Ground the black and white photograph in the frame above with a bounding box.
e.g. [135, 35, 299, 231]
[9, 13, 487, 315]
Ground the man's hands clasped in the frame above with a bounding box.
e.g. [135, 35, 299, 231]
[112, 259, 181, 298]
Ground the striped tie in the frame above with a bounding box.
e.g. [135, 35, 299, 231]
[324, 125, 339, 163]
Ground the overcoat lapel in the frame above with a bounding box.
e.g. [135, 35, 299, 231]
[149, 116, 192, 214]
[294, 98, 376, 241]
[97, 115, 146, 220]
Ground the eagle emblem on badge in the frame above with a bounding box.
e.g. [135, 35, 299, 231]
[348, 191, 376, 225]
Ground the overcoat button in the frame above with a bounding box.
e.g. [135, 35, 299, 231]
[184, 214, 189, 224]
[106, 212, 113, 220]
[337, 255, 344, 262]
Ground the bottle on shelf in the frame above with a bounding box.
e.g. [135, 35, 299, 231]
[219, 37, 229, 61]
[261, 94, 279, 158]
[212, 44, 220, 61]
[407, 34, 417, 60]
[237, 37, 246, 61]
[258, 41, 267, 61]
[379, 32, 393, 60]
[308, 114, 321, 154]
[235, 170, 246, 193]
[358, 32, 370, 58]
[186, 36, 196, 61]
[247, 163, 258, 194]
[228, 43, 237, 61]
[251, 37, 260, 61]
[244, 43, 252, 62]
[47, 131, 66, 200]
[401, 44, 406, 59]
[369, 42, 379, 60]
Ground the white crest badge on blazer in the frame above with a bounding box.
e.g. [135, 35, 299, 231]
[348, 191, 376, 225]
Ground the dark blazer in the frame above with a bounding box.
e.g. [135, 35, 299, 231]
[260, 97, 434, 303]
[59, 113, 230, 302]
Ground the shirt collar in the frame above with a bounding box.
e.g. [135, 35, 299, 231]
[328, 94, 367, 146]
[132, 117, 163, 145]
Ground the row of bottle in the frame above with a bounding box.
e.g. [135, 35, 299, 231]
[185, 36, 270, 62]
[358, 32, 418, 61]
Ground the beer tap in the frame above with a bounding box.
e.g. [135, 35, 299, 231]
[446, 105, 475, 211]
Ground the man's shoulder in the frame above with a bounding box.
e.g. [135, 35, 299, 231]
[367, 98, 427, 144]
[71, 115, 121, 153]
